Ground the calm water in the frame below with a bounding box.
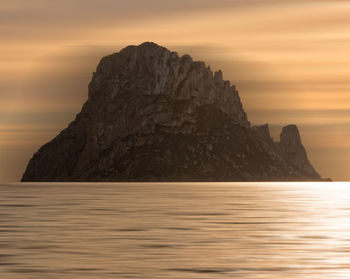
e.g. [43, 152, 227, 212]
[1, 182, 350, 278]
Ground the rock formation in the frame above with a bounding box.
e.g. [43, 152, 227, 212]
[277, 125, 319, 177]
[22, 42, 323, 182]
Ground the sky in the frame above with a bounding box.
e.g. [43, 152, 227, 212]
[1, 0, 349, 181]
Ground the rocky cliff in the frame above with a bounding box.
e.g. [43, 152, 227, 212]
[22, 42, 322, 182]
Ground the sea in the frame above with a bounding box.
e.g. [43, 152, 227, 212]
[0, 182, 350, 279]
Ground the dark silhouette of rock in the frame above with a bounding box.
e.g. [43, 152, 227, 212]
[276, 125, 319, 177]
[252, 124, 273, 146]
[22, 42, 323, 182]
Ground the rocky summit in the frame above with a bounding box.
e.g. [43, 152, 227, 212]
[22, 42, 323, 182]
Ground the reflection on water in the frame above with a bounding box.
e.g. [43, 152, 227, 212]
[0, 182, 350, 278]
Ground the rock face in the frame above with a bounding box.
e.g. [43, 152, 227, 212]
[277, 125, 319, 177]
[252, 124, 273, 146]
[22, 42, 323, 182]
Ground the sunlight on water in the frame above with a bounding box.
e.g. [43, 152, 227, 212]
[0, 182, 350, 278]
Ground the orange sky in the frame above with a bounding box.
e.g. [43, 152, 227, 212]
[1, 0, 349, 181]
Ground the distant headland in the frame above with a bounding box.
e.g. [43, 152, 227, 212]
[22, 42, 324, 182]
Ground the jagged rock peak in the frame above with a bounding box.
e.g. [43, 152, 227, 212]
[21, 42, 324, 182]
[88, 42, 249, 127]
[252, 124, 273, 145]
[277, 124, 320, 178]
[280, 124, 302, 147]
[251, 123, 321, 179]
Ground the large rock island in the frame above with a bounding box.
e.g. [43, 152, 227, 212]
[22, 42, 322, 182]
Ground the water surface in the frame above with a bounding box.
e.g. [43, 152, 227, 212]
[1, 182, 350, 278]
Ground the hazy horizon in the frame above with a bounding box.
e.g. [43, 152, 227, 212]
[1, 0, 350, 181]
